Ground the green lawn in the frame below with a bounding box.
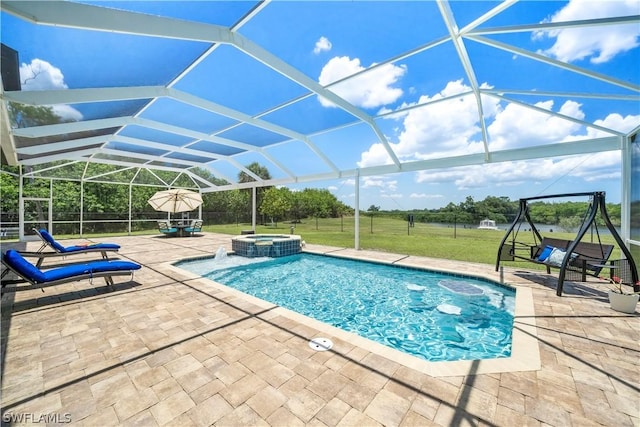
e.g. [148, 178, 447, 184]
[17, 216, 622, 270]
[204, 216, 623, 269]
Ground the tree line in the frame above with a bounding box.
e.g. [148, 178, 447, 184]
[0, 162, 353, 232]
[0, 160, 621, 233]
[376, 195, 622, 230]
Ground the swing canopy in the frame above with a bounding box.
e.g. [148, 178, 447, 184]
[495, 191, 639, 296]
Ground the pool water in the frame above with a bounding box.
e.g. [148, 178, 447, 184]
[177, 253, 515, 362]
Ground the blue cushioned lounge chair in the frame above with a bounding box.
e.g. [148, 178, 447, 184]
[1, 249, 141, 293]
[18, 229, 121, 267]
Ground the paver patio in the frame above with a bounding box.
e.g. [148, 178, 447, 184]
[1, 232, 638, 426]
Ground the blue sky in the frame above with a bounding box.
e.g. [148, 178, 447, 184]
[2, 1, 639, 210]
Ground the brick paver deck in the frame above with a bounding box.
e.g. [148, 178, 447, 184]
[1, 233, 638, 426]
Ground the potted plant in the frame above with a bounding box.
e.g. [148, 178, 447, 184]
[605, 276, 639, 314]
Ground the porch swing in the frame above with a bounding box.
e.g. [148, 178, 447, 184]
[496, 191, 639, 296]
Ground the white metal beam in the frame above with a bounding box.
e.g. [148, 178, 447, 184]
[1, 1, 231, 42]
[19, 150, 97, 165]
[16, 135, 110, 155]
[171, 88, 340, 174]
[481, 88, 640, 101]
[0, 0, 633, 206]
[201, 136, 622, 193]
[226, 31, 402, 168]
[2, 86, 164, 105]
[1, 0, 401, 169]
[459, 0, 518, 35]
[375, 90, 474, 119]
[467, 35, 640, 93]
[11, 117, 129, 138]
[437, 0, 491, 158]
[115, 136, 225, 160]
[482, 93, 626, 137]
[98, 148, 207, 169]
[20, 160, 82, 177]
[1, 100, 18, 165]
[4, 85, 347, 180]
[468, 14, 640, 36]
[71, 157, 196, 175]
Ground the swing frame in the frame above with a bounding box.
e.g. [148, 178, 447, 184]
[495, 191, 639, 296]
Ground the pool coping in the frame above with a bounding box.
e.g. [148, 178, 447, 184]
[165, 249, 541, 377]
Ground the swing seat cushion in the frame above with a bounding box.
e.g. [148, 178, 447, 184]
[532, 237, 615, 276]
[537, 245, 555, 262]
[544, 247, 578, 267]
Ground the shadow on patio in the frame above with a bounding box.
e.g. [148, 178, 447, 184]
[1, 233, 638, 426]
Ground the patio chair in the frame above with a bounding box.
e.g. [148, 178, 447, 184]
[18, 229, 121, 267]
[183, 219, 203, 236]
[1, 249, 141, 293]
[158, 221, 178, 237]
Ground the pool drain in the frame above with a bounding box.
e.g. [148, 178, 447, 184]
[309, 337, 333, 351]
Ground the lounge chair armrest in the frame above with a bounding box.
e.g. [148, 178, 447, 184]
[17, 251, 59, 258]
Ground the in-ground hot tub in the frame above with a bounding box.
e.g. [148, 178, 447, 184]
[231, 234, 302, 257]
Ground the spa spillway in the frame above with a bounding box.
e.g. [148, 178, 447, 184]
[231, 234, 302, 257]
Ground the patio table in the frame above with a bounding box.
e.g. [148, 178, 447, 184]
[170, 222, 191, 237]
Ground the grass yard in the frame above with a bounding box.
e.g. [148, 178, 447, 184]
[204, 216, 623, 270]
[22, 216, 624, 271]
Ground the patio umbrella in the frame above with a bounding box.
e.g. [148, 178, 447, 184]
[148, 189, 203, 213]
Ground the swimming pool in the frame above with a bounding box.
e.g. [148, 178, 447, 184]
[176, 252, 516, 362]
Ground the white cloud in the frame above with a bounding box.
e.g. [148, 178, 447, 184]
[487, 100, 585, 150]
[362, 176, 398, 191]
[415, 152, 621, 191]
[412, 100, 632, 189]
[318, 56, 406, 108]
[20, 59, 68, 91]
[50, 104, 83, 122]
[588, 112, 640, 137]
[395, 80, 489, 157]
[535, 0, 640, 63]
[357, 142, 395, 168]
[19, 58, 83, 122]
[569, 152, 621, 182]
[489, 100, 640, 151]
[416, 163, 514, 189]
[360, 76, 637, 193]
[313, 36, 332, 54]
[358, 79, 496, 168]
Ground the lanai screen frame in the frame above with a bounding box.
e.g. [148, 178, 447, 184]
[0, 1, 638, 252]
